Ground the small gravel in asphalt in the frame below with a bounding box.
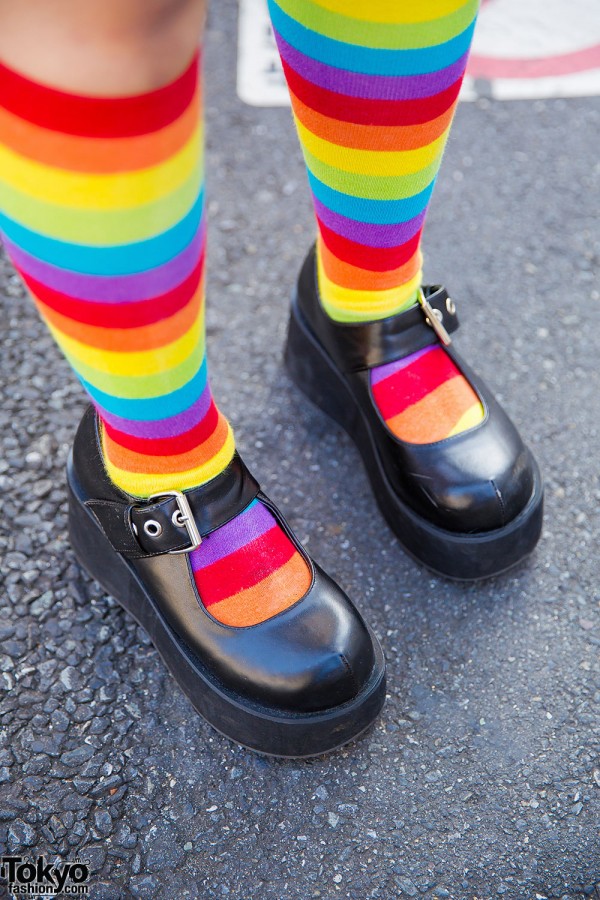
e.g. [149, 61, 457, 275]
[1, 2, 599, 898]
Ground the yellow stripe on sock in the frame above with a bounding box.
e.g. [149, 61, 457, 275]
[447, 401, 485, 436]
[304, 146, 441, 201]
[277, 0, 478, 49]
[0, 127, 202, 210]
[47, 315, 203, 377]
[307, 0, 475, 25]
[0, 167, 201, 245]
[102, 425, 236, 497]
[317, 249, 422, 322]
[294, 117, 449, 177]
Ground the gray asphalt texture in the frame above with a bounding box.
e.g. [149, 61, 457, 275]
[1, 3, 600, 899]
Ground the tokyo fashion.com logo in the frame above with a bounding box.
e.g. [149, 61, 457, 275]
[0, 855, 90, 895]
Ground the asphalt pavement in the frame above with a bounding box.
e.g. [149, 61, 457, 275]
[1, 1, 599, 898]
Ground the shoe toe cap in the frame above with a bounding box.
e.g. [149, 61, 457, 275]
[230, 564, 377, 713]
[433, 444, 535, 532]
[405, 404, 536, 533]
[289, 624, 375, 714]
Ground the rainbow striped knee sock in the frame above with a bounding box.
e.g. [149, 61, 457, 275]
[269, 0, 485, 443]
[0, 54, 310, 626]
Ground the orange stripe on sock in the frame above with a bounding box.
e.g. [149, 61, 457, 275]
[205, 552, 311, 627]
[386, 376, 482, 443]
[103, 411, 229, 471]
[320, 240, 422, 291]
[0, 93, 199, 172]
[35, 287, 202, 352]
[290, 91, 454, 152]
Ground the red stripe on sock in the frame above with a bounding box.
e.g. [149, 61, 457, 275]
[281, 60, 462, 127]
[20, 255, 204, 328]
[103, 401, 219, 456]
[0, 54, 199, 137]
[196, 526, 297, 607]
[372, 348, 461, 419]
[317, 220, 423, 272]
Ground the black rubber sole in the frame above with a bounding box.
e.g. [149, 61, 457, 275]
[285, 297, 544, 582]
[67, 461, 386, 758]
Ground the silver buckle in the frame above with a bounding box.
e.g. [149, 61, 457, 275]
[147, 490, 202, 554]
[418, 287, 452, 346]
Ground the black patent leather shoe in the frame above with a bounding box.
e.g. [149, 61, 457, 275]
[284, 246, 543, 580]
[67, 406, 386, 757]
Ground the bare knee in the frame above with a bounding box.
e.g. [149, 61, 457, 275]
[0, 0, 207, 43]
[0, 0, 207, 93]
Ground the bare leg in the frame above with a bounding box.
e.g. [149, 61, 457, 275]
[0, 0, 207, 94]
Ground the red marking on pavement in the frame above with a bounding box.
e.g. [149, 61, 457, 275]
[468, 43, 600, 79]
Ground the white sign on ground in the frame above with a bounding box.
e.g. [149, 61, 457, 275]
[237, 0, 600, 106]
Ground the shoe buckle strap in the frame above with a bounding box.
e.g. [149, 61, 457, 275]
[85, 452, 261, 559]
[138, 490, 203, 554]
[418, 287, 453, 347]
[313, 283, 459, 373]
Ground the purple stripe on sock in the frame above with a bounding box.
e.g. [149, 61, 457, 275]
[278, 34, 468, 101]
[97, 384, 213, 439]
[313, 198, 426, 247]
[370, 345, 433, 385]
[4, 219, 206, 303]
[190, 500, 277, 570]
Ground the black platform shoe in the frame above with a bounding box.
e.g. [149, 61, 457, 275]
[67, 406, 386, 757]
[285, 246, 544, 581]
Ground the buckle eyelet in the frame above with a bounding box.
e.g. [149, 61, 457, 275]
[146, 490, 202, 554]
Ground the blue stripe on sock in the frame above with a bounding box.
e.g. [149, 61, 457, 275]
[307, 171, 435, 224]
[0, 190, 204, 276]
[80, 357, 208, 420]
[268, 0, 476, 77]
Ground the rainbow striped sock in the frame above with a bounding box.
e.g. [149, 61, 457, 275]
[269, 0, 485, 444]
[191, 499, 310, 627]
[0, 54, 310, 626]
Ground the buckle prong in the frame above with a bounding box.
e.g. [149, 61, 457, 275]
[146, 490, 202, 554]
[418, 287, 452, 346]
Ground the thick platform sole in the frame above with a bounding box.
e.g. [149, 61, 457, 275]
[67, 460, 386, 758]
[285, 298, 544, 582]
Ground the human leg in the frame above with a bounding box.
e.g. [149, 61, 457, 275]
[0, 0, 312, 616]
[269, 0, 543, 578]
[0, 0, 385, 753]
